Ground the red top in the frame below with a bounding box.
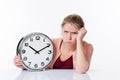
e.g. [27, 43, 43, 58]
[53, 56, 73, 69]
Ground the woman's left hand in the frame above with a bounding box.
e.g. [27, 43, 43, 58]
[77, 27, 87, 41]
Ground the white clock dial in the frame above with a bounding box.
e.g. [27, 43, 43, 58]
[17, 33, 54, 71]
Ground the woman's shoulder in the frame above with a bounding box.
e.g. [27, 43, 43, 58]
[51, 38, 62, 47]
[83, 41, 93, 49]
[51, 38, 61, 42]
[51, 38, 62, 55]
[51, 38, 62, 44]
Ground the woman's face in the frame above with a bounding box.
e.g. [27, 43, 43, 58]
[62, 23, 79, 45]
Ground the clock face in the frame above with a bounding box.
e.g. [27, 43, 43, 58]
[18, 33, 54, 71]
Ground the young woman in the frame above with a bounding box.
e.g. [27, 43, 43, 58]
[14, 14, 93, 73]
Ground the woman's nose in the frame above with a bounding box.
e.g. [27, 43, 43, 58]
[67, 33, 72, 40]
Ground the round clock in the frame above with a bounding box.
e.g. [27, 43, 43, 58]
[16, 32, 54, 71]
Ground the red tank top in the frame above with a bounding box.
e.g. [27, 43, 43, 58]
[53, 56, 73, 69]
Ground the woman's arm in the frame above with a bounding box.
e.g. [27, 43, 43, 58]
[75, 27, 93, 73]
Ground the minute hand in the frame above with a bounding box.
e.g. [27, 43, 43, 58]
[38, 44, 50, 52]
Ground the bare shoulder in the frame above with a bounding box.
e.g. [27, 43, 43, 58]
[51, 38, 61, 44]
[51, 38, 62, 48]
[82, 41, 93, 62]
[83, 41, 93, 54]
[83, 41, 93, 48]
[51, 38, 61, 54]
[51, 38, 60, 42]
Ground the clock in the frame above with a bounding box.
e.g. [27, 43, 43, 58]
[16, 32, 54, 71]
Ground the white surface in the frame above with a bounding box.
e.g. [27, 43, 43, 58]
[0, 69, 120, 80]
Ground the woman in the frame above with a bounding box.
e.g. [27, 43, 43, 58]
[14, 14, 93, 73]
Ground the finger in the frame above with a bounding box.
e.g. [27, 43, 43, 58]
[15, 55, 21, 59]
[18, 66, 26, 70]
[15, 56, 22, 61]
[14, 58, 23, 65]
[15, 61, 23, 66]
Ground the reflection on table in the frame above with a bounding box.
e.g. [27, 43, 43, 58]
[15, 69, 91, 80]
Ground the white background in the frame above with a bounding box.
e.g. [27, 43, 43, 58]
[0, 0, 120, 70]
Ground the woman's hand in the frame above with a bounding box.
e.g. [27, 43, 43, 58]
[14, 55, 25, 70]
[77, 27, 87, 41]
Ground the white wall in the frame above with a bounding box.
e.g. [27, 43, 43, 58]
[0, 0, 120, 70]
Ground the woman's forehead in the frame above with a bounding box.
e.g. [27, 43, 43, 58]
[62, 23, 79, 31]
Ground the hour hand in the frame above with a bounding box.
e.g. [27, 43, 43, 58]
[29, 46, 38, 54]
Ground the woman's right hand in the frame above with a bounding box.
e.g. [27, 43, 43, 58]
[14, 55, 26, 70]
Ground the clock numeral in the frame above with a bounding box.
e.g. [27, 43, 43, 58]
[25, 43, 29, 47]
[47, 43, 51, 47]
[23, 57, 27, 61]
[48, 50, 52, 54]
[43, 38, 46, 42]
[46, 57, 50, 61]
[41, 62, 45, 66]
[34, 64, 38, 68]
[28, 62, 31, 66]
[22, 49, 26, 54]
[30, 38, 33, 42]
[36, 36, 40, 40]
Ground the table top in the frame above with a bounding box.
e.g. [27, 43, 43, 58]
[0, 69, 120, 80]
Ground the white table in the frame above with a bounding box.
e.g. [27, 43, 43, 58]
[0, 69, 120, 80]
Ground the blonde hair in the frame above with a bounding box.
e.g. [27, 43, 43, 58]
[61, 14, 84, 29]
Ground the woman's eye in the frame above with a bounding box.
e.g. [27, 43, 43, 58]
[72, 32, 78, 34]
[64, 31, 68, 33]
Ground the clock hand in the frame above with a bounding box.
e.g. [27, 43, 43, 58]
[38, 44, 50, 53]
[29, 46, 39, 54]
